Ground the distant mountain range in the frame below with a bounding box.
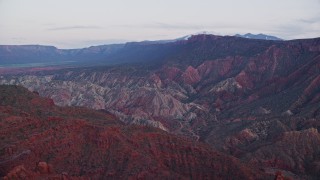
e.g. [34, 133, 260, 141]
[0, 33, 284, 66]
[235, 33, 283, 41]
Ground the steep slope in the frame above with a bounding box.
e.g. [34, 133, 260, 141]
[204, 116, 320, 178]
[0, 85, 267, 179]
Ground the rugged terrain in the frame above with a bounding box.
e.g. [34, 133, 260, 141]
[1, 34, 320, 178]
[0, 85, 269, 179]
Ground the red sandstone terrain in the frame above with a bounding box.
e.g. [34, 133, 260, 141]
[0, 85, 269, 179]
[1, 34, 319, 179]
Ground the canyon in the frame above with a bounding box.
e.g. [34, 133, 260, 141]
[1, 34, 320, 179]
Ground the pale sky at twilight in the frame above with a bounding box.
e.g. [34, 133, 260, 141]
[0, 0, 319, 49]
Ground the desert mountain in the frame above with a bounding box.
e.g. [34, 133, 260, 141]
[1, 34, 320, 178]
[0, 34, 283, 66]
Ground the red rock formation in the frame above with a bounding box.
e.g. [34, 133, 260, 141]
[0, 85, 267, 179]
[181, 66, 200, 84]
[37, 162, 52, 174]
[159, 66, 182, 81]
[247, 128, 320, 176]
[3, 163, 78, 179]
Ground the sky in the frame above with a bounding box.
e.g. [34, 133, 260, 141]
[0, 0, 319, 49]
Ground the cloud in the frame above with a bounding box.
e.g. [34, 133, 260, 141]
[112, 22, 206, 30]
[7, 37, 28, 44]
[11, 37, 26, 41]
[47, 25, 102, 31]
[145, 23, 204, 30]
[297, 15, 320, 24]
[271, 19, 320, 40]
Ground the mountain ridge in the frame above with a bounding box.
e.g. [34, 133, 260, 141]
[2, 34, 318, 67]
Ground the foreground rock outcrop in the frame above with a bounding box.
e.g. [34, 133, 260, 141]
[0, 85, 268, 179]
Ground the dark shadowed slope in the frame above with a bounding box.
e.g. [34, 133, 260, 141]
[0, 85, 269, 179]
